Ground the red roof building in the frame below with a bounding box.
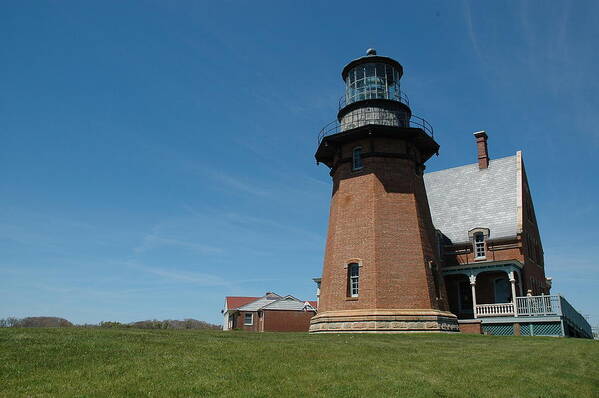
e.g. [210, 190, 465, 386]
[222, 292, 316, 332]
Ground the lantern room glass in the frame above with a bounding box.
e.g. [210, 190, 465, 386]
[345, 62, 402, 106]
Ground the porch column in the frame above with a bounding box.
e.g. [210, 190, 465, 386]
[508, 271, 518, 317]
[469, 274, 478, 319]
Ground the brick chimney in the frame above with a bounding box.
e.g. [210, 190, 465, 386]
[474, 131, 489, 169]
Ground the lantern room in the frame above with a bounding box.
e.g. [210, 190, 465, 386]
[340, 48, 408, 108]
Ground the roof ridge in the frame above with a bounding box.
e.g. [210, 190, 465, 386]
[425, 153, 517, 176]
[261, 296, 302, 309]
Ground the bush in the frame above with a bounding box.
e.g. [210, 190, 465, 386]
[126, 319, 221, 330]
[0, 317, 20, 327]
[1, 316, 221, 330]
[99, 321, 130, 329]
[14, 317, 73, 328]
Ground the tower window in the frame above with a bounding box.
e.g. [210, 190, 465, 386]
[474, 232, 486, 259]
[352, 147, 363, 170]
[348, 263, 360, 297]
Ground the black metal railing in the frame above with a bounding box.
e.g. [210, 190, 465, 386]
[338, 89, 410, 110]
[318, 110, 434, 145]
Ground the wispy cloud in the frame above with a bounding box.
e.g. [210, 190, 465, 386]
[462, 0, 485, 65]
[224, 212, 324, 243]
[165, 150, 272, 197]
[134, 234, 224, 255]
[206, 170, 270, 197]
[125, 261, 276, 288]
[133, 263, 231, 286]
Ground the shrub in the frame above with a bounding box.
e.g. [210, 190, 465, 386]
[99, 321, 129, 329]
[15, 317, 73, 328]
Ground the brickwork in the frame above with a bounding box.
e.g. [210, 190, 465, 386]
[458, 320, 482, 334]
[312, 127, 457, 333]
[233, 311, 260, 332]
[319, 143, 442, 311]
[443, 238, 524, 266]
[231, 310, 315, 332]
[521, 164, 548, 294]
[262, 310, 315, 332]
[474, 131, 489, 169]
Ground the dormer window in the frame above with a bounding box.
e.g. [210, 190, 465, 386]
[468, 228, 489, 260]
[352, 147, 363, 170]
[474, 232, 486, 259]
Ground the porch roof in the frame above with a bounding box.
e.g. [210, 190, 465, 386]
[442, 260, 523, 277]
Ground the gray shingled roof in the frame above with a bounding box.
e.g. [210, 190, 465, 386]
[236, 294, 315, 312]
[261, 296, 314, 311]
[423, 154, 520, 244]
[236, 294, 281, 311]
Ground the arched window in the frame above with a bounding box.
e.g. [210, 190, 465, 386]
[473, 232, 486, 259]
[352, 147, 363, 170]
[348, 263, 360, 297]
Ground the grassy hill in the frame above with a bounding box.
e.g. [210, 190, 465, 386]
[1, 328, 597, 397]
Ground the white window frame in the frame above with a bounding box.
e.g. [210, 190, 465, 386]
[348, 262, 360, 297]
[243, 312, 253, 326]
[468, 228, 489, 261]
[352, 147, 363, 171]
[473, 232, 486, 259]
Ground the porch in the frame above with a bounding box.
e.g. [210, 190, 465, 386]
[443, 261, 523, 320]
[442, 261, 592, 338]
[475, 294, 592, 338]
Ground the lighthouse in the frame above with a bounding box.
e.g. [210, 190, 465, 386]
[310, 49, 459, 333]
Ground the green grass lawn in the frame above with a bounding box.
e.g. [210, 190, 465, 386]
[0, 328, 597, 397]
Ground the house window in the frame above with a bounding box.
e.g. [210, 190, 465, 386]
[474, 232, 486, 259]
[348, 263, 360, 297]
[352, 147, 363, 170]
[244, 313, 253, 325]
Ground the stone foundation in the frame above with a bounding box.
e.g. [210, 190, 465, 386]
[309, 309, 459, 333]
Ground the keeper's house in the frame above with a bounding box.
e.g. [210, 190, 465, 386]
[222, 292, 317, 332]
[422, 133, 591, 338]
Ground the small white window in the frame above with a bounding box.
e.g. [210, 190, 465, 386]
[352, 147, 363, 170]
[244, 313, 253, 325]
[348, 263, 360, 297]
[474, 232, 486, 259]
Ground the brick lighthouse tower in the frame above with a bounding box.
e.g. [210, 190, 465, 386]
[309, 49, 459, 333]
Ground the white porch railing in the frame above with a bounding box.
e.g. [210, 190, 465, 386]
[516, 295, 560, 316]
[475, 295, 560, 318]
[475, 302, 515, 317]
[473, 295, 592, 338]
[475, 295, 559, 318]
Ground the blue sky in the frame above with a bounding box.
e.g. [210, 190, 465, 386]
[1, 1, 598, 326]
